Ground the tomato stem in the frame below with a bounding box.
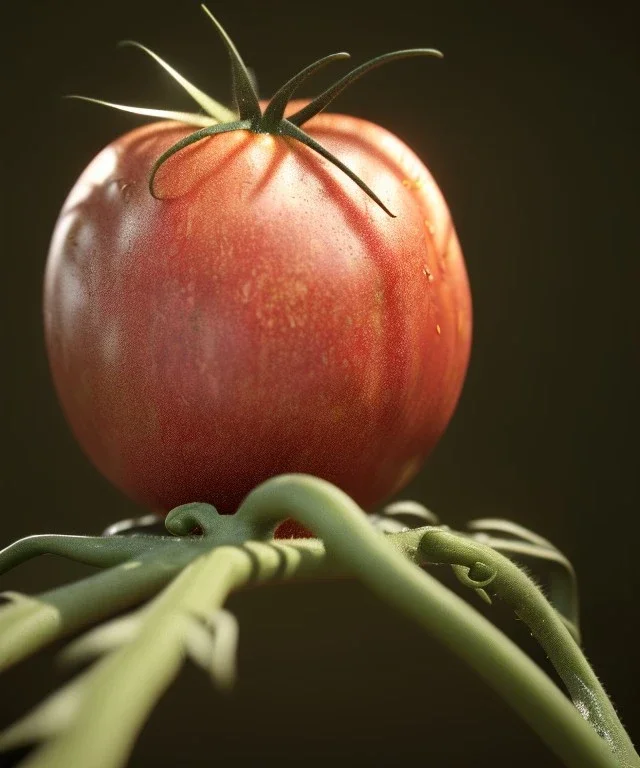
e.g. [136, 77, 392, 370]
[2, 476, 636, 767]
[0, 549, 248, 766]
[236, 474, 638, 768]
[465, 520, 581, 643]
[419, 528, 637, 766]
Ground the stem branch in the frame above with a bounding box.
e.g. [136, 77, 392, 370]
[419, 528, 638, 766]
[236, 474, 631, 768]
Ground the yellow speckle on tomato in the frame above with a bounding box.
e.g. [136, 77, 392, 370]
[402, 177, 424, 190]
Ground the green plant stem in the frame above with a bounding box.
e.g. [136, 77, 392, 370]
[0, 530, 343, 675]
[419, 528, 638, 767]
[4, 539, 346, 766]
[0, 535, 175, 575]
[467, 517, 580, 639]
[0, 545, 199, 672]
[2, 479, 637, 768]
[16, 547, 246, 768]
[236, 474, 627, 768]
[466, 534, 581, 642]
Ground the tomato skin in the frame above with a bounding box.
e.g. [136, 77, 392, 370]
[44, 106, 472, 521]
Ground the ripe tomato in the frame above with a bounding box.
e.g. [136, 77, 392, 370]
[43, 17, 472, 532]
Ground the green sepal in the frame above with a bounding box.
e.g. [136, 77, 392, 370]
[288, 48, 443, 127]
[117, 40, 236, 122]
[71, 12, 444, 218]
[260, 52, 350, 131]
[200, 5, 261, 121]
[280, 120, 396, 217]
[66, 96, 217, 128]
[149, 119, 252, 197]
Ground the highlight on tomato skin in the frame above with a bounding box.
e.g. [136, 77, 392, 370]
[43, 10, 472, 536]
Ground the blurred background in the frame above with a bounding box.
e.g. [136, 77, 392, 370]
[2, 0, 639, 765]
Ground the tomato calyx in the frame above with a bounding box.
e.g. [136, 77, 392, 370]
[70, 4, 443, 217]
[151, 6, 442, 217]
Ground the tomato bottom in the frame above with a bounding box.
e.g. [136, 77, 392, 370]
[274, 519, 314, 539]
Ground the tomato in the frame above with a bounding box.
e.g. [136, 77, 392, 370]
[43, 12, 472, 533]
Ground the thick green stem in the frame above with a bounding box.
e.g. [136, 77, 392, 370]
[13, 547, 248, 768]
[2, 478, 636, 768]
[0, 504, 248, 672]
[236, 474, 627, 768]
[0, 544, 199, 672]
[465, 534, 581, 642]
[3, 540, 349, 766]
[0, 534, 173, 575]
[419, 529, 638, 767]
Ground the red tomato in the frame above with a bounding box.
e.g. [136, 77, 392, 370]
[43, 96, 471, 530]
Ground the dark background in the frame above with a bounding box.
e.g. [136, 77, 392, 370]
[2, 0, 638, 766]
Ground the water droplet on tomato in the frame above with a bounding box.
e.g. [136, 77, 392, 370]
[422, 265, 434, 282]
